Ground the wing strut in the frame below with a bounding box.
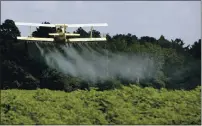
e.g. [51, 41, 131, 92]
[90, 26, 93, 38]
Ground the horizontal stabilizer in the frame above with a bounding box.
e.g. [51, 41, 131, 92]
[68, 38, 107, 42]
[17, 37, 54, 41]
[15, 22, 55, 27]
[49, 33, 80, 36]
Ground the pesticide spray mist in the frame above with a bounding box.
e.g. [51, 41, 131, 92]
[35, 43, 158, 83]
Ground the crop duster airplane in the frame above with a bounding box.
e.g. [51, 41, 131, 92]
[15, 22, 108, 44]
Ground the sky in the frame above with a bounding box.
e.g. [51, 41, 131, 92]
[1, 1, 201, 45]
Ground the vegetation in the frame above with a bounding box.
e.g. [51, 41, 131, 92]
[1, 85, 201, 125]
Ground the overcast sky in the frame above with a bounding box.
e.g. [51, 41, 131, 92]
[1, 1, 201, 45]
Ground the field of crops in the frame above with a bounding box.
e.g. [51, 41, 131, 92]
[1, 85, 201, 125]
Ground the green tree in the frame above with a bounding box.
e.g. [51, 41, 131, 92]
[158, 35, 172, 48]
[74, 27, 89, 38]
[0, 19, 21, 53]
[139, 36, 157, 45]
[88, 29, 101, 37]
[32, 22, 56, 38]
[189, 39, 201, 60]
[40, 68, 65, 90]
[0, 19, 21, 40]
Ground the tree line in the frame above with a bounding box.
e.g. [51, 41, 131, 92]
[0, 19, 201, 91]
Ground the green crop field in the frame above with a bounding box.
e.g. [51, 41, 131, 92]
[1, 85, 201, 125]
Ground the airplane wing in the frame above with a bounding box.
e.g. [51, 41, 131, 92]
[15, 22, 56, 27]
[68, 38, 107, 42]
[17, 37, 54, 41]
[60, 23, 108, 27]
[15, 22, 108, 28]
[17, 37, 106, 42]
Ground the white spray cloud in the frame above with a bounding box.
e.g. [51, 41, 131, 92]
[35, 43, 157, 82]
